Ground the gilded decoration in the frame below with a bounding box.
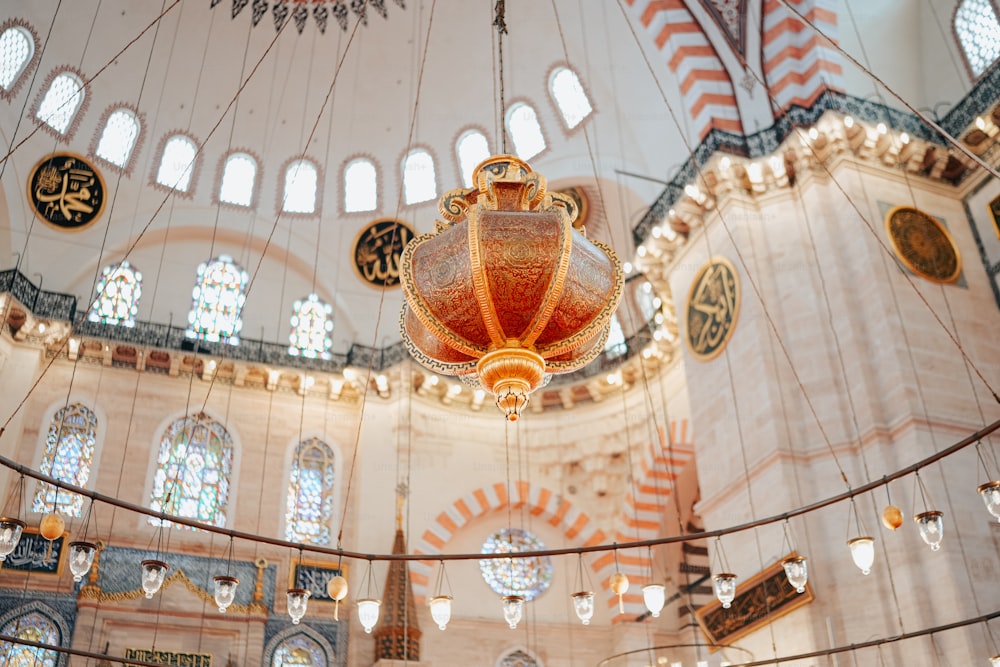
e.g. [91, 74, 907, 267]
[26, 152, 107, 231]
[696, 555, 814, 647]
[884, 206, 962, 283]
[685, 256, 740, 361]
[78, 567, 267, 615]
[287, 559, 347, 607]
[352, 218, 415, 288]
[399, 155, 623, 420]
[1, 526, 67, 577]
[989, 193, 1000, 239]
[124, 648, 212, 667]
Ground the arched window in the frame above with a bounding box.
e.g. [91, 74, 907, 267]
[343, 158, 377, 212]
[0, 612, 60, 667]
[88, 261, 142, 326]
[283, 159, 319, 214]
[272, 634, 327, 667]
[289, 294, 333, 359]
[0, 26, 34, 92]
[500, 649, 540, 667]
[549, 67, 593, 129]
[219, 152, 257, 207]
[506, 103, 546, 160]
[36, 71, 83, 134]
[285, 438, 336, 545]
[156, 134, 198, 192]
[149, 414, 234, 528]
[95, 108, 140, 169]
[479, 528, 553, 601]
[636, 280, 661, 324]
[456, 130, 490, 188]
[604, 312, 627, 359]
[186, 255, 249, 344]
[402, 149, 436, 205]
[31, 403, 98, 517]
[954, 0, 1000, 77]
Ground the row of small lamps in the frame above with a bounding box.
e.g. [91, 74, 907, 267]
[0, 480, 997, 654]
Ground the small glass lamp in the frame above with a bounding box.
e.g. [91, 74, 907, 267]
[571, 591, 594, 625]
[502, 595, 524, 629]
[978, 481, 1000, 522]
[68, 541, 97, 582]
[358, 598, 381, 633]
[642, 583, 666, 618]
[782, 555, 808, 594]
[914, 511, 944, 551]
[848, 537, 875, 575]
[141, 559, 169, 599]
[0, 518, 25, 562]
[287, 588, 310, 624]
[213, 575, 239, 613]
[429, 595, 452, 630]
[712, 573, 737, 609]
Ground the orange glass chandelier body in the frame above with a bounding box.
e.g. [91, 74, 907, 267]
[400, 156, 624, 420]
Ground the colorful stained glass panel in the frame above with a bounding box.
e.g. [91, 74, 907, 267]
[479, 528, 553, 601]
[31, 403, 97, 517]
[272, 634, 326, 667]
[285, 438, 335, 545]
[88, 261, 142, 326]
[0, 612, 60, 667]
[288, 294, 333, 359]
[186, 255, 248, 344]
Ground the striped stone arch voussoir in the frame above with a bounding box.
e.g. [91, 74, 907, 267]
[410, 481, 607, 604]
[762, 0, 844, 112]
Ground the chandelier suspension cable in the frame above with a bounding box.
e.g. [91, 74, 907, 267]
[773, 0, 1000, 183]
[494, 0, 508, 154]
[336, 0, 438, 547]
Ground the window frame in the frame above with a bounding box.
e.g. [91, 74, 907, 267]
[400, 145, 439, 206]
[504, 99, 549, 162]
[281, 436, 340, 545]
[185, 254, 249, 345]
[341, 155, 380, 215]
[278, 155, 323, 217]
[453, 126, 492, 188]
[0, 20, 40, 102]
[952, 0, 1000, 80]
[150, 131, 202, 198]
[30, 66, 88, 140]
[30, 401, 104, 519]
[546, 63, 595, 133]
[87, 260, 143, 327]
[89, 103, 144, 174]
[214, 149, 262, 209]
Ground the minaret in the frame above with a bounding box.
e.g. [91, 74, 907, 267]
[373, 485, 421, 660]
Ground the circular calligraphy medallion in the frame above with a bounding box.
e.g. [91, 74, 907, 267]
[26, 152, 106, 231]
[351, 218, 415, 288]
[685, 256, 740, 362]
[885, 206, 961, 283]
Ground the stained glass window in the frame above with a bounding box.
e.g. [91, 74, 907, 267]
[402, 149, 436, 205]
[149, 414, 234, 529]
[36, 72, 83, 134]
[96, 108, 140, 168]
[186, 254, 248, 344]
[506, 103, 546, 160]
[550, 67, 593, 129]
[88, 261, 142, 326]
[456, 130, 490, 188]
[288, 294, 333, 360]
[500, 650, 539, 667]
[219, 152, 257, 206]
[283, 159, 319, 213]
[272, 634, 326, 667]
[0, 612, 60, 667]
[344, 158, 377, 212]
[285, 438, 336, 545]
[604, 312, 627, 359]
[0, 26, 33, 91]
[156, 134, 197, 192]
[479, 527, 553, 601]
[955, 0, 1000, 77]
[31, 403, 98, 517]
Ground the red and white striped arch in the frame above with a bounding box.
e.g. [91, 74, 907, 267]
[626, 0, 744, 139]
[762, 0, 844, 112]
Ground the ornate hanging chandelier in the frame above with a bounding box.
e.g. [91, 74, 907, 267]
[399, 156, 624, 421]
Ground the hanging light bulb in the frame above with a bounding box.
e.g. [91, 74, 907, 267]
[68, 541, 97, 582]
[978, 481, 1000, 521]
[327, 574, 349, 621]
[39, 512, 65, 541]
[502, 595, 524, 629]
[848, 537, 875, 575]
[213, 575, 239, 613]
[287, 588, 310, 624]
[712, 573, 737, 609]
[140, 559, 169, 599]
[429, 595, 453, 630]
[642, 583, 666, 618]
[881, 505, 903, 530]
[571, 591, 594, 625]
[782, 556, 808, 594]
[610, 571, 629, 614]
[914, 510, 944, 551]
[357, 598, 381, 633]
[0, 518, 26, 562]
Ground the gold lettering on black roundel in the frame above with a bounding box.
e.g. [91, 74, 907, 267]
[686, 256, 740, 361]
[352, 218, 415, 288]
[885, 206, 961, 283]
[27, 152, 107, 231]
